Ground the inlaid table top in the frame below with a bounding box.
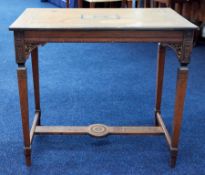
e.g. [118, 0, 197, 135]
[9, 8, 197, 30]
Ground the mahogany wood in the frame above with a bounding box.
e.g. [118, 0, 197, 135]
[17, 67, 31, 166]
[31, 48, 41, 125]
[171, 66, 188, 167]
[10, 8, 196, 168]
[23, 30, 184, 43]
[155, 43, 166, 125]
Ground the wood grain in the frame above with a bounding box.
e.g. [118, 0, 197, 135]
[31, 48, 41, 125]
[9, 8, 197, 30]
[35, 125, 164, 137]
[171, 66, 188, 167]
[17, 66, 31, 166]
[155, 43, 166, 126]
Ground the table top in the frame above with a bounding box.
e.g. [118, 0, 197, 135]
[9, 8, 197, 31]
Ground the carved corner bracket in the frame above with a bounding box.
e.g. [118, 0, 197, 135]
[24, 43, 45, 59]
[14, 31, 46, 64]
[15, 42, 46, 64]
[162, 42, 192, 65]
[162, 31, 194, 65]
[164, 43, 183, 61]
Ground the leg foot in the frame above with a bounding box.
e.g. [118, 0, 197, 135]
[36, 110, 41, 126]
[154, 111, 159, 126]
[24, 147, 31, 166]
[170, 148, 178, 168]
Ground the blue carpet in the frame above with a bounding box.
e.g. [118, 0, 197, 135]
[0, 0, 205, 174]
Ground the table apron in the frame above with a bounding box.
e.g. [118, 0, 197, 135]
[23, 30, 184, 43]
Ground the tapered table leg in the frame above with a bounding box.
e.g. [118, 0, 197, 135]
[155, 43, 166, 126]
[17, 65, 31, 166]
[31, 48, 41, 126]
[170, 66, 189, 167]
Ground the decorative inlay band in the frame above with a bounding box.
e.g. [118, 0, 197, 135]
[17, 67, 27, 80]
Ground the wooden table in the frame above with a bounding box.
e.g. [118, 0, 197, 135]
[9, 8, 197, 167]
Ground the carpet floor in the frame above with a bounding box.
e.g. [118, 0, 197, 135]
[0, 0, 205, 174]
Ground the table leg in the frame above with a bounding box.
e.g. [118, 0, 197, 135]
[170, 65, 188, 167]
[31, 47, 41, 125]
[17, 65, 31, 166]
[155, 43, 166, 126]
